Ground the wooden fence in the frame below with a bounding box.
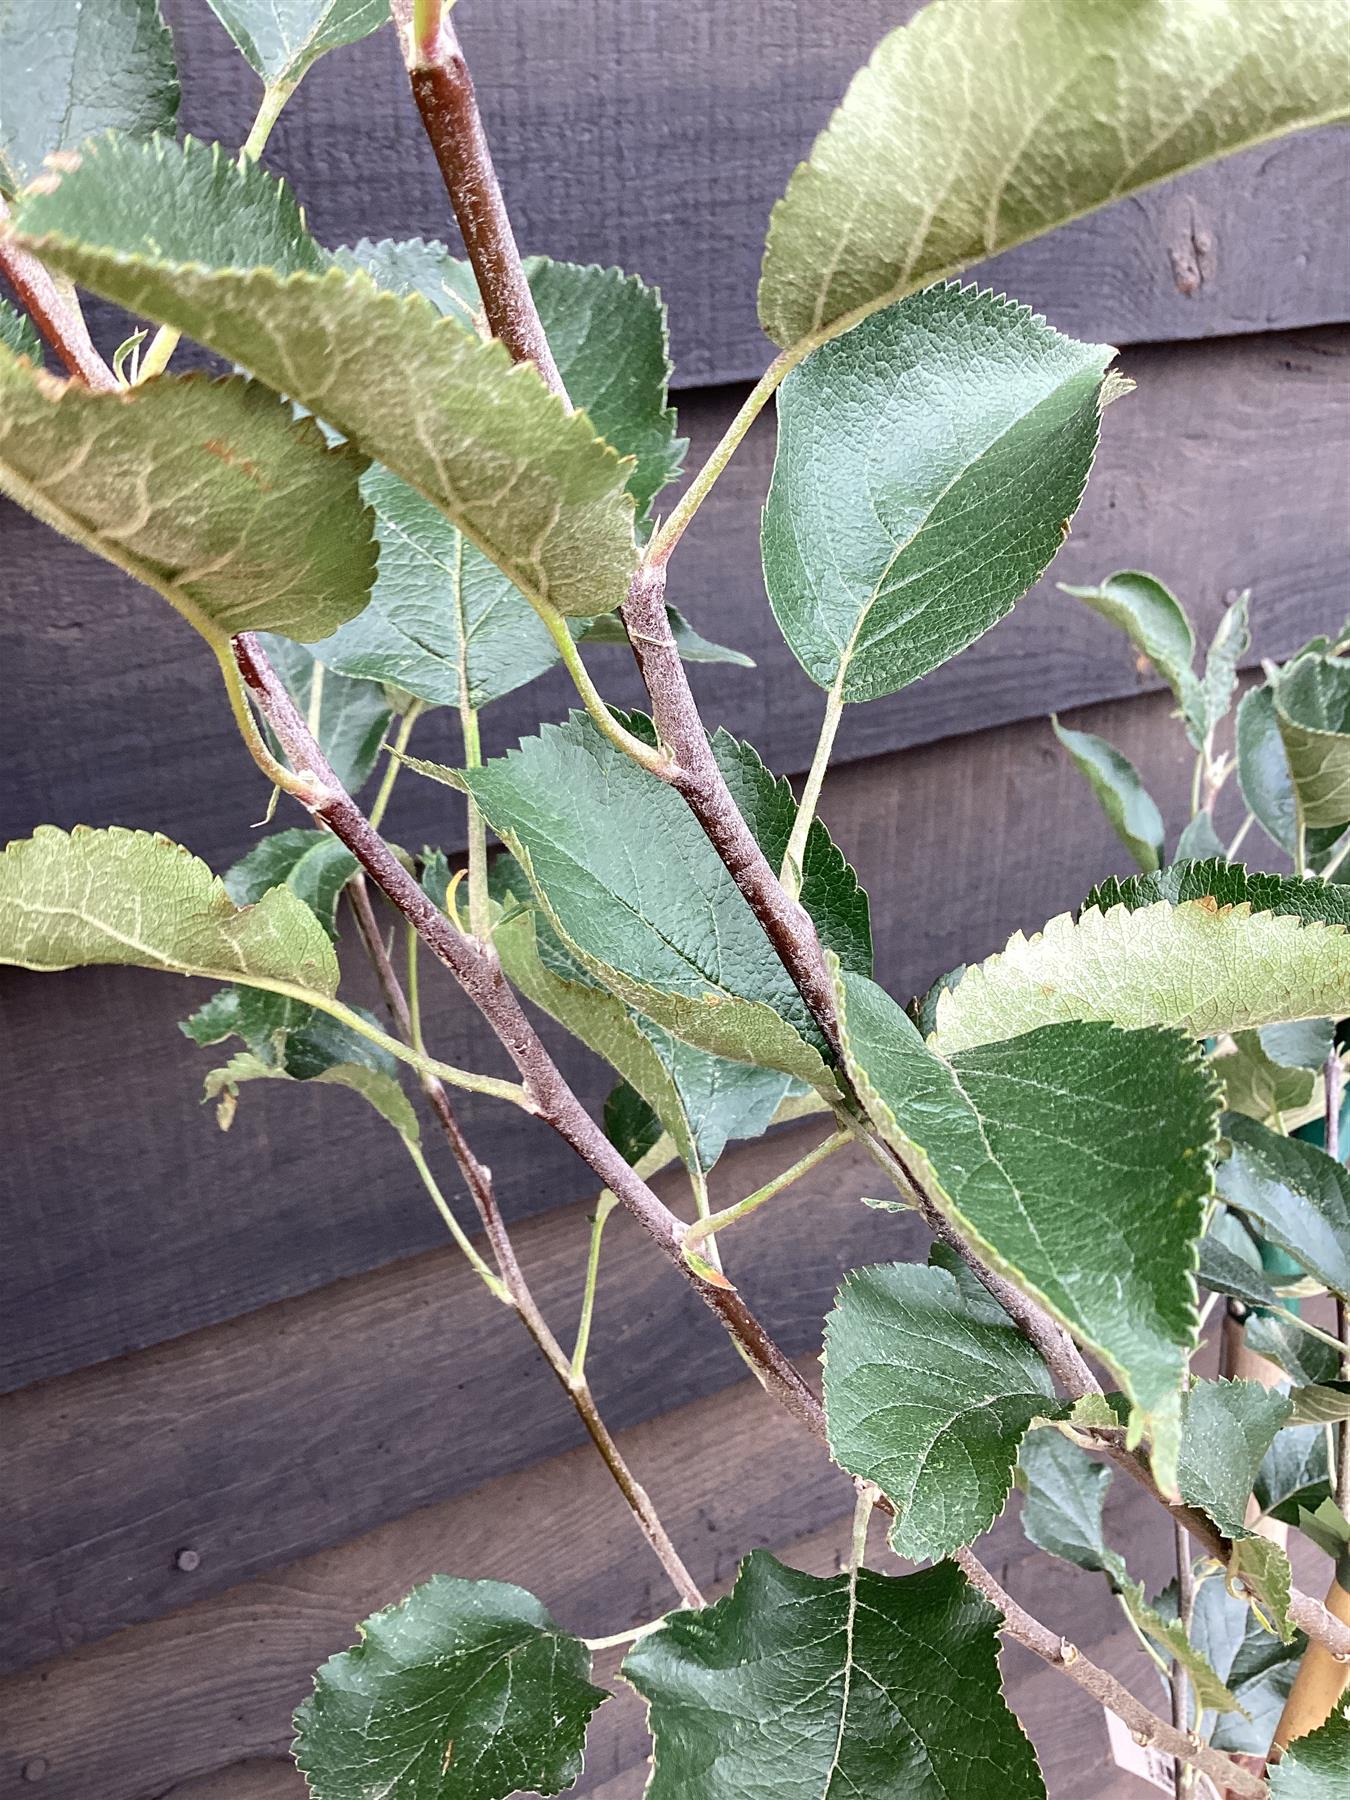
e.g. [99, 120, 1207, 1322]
[1, 1, 1347, 1793]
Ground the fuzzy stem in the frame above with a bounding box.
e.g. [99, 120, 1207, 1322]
[780, 679, 845, 898]
[571, 1192, 617, 1385]
[1326, 1050, 1350, 1514]
[683, 1128, 851, 1264]
[954, 1550, 1268, 1800]
[1172, 1519, 1196, 1798]
[402, 1134, 511, 1301]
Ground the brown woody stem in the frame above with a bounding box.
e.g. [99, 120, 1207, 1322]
[0, 199, 116, 390]
[232, 631, 825, 1449]
[402, 13, 566, 397]
[954, 1550, 1269, 1800]
[347, 874, 704, 1609]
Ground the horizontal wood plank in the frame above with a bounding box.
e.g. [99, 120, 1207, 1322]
[154, 0, 1350, 386]
[0, 680, 1303, 1669]
[0, 657, 1332, 1393]
[0, 1350, 1188, 1800]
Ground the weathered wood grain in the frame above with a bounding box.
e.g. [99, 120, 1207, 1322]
[153, 0, 1350, 387]
[0, 680, 1285, 1669]
[0, 659, 1326, 1394]
[0, 1351, 1180, 1800]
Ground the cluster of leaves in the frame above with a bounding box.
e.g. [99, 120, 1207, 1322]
[1, 0, 1349, 1795]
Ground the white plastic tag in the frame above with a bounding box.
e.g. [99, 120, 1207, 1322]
[1104, 1711, 1221, 1797]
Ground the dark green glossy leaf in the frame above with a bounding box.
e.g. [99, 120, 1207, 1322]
[824, 1262, 1060, 1560]
[622, 1551, 1044, 1799]
[222, 828, 357, 938]
[1198, 1224, 1278, 1309]
[294, 1574, 606, 1800]
[836, 965, 1218, 1485]
[1255, 1425, 1332, 1526]
[1087, 861, 1350, 925]
[762, 284, 1113, 703]
[1016, 1428, 1125, 1582]
[1239, 684, 1301, 857]
[1268, 1705, 1350, 1796]
[1246, 1310, 1342, 1387]
[1275, 652, 1350, 830]
[0, 0, 178, 197]
[602, 1081, 663, 1167]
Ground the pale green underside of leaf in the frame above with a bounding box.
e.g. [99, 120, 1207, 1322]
[835, 964, 1217, 1486]
[419, 717, 832, 1083]
[762, 284, 1112, 703]
[1052, 717, 1163, 872]
[930, 896, 1350, 1056]
[204, 0, 385, 87]
[1275, 653, 1350, 830]
[493, 887, 791, 1177]
[0, 350, 375, 643]
[0, 0, 178, 196]
[15, 135, 639, 618]
[1213, 1029, 1323, 1131]
[205, 1046, 419, 1139]
[0, 826, 338, 997]
[1176, 1379, 1292, 1541]
[824, 1261, 1061, 1560]
[622, 1552, 1044, 1800]
[758, 0, 1350, 348]
[1060, 571, 1201, 736]
[314, 245, 685, 708]
[294, 1574, 606, 1800]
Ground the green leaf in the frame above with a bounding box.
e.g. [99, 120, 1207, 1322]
[222, 828, 357, 938]
[711, 730, 871, 975]
[311, 461, 564, 712]
[622, 1551, 1044, 1800]
[602, 1080, 663, 1168]
[204, 1045, 418, 1138]
[1203, 592, 1252, 737]
[0, 297, 41, 362]
[203, 0, 385, 88]
[1176, 1379, 1292, 1540]
[1198, 1225, 1278, 1310]
[929, 864, 1350, 1055]
[493, 879, 793, 1176]
[0, 351, 375, 646]
[314, 248, 686, 707]
[1176, 811, 1227, 863]
[1269, 1705, 1350, 1796]
[1088, 860, 1350, 925]
[1213, 1031, 1320, 1129]
[253, 635, 393, 796]
[0, 0, 178, 197]
[1017, 1428, 1125, 1582]
[1245, 1310, 1342, 1388]
[0, 825, 337, 997]
[16, 135, 639, 619]
[1058, 571, 1202, 742]
[294, 1574, 606, 1800]
[1117, 1580, 1243, 1715]
[824, 1262, 1060, 1560]
[762, 284, 1113, 703]
[758, 0, 1350, 348]
[1240, 684, 1302, 857]
[421, 715, 832, 1082]
[1051, 718, 1164, 872]
[1262, 1020, 1337, 1071]
[1228, 1535, 1297, 1643]
[1255, 1425, 1332, 1525]
[835, 965, 1218, 1485]
[1275, 653, 1350, 830]
[1287, 1383, 1350, 1427]
[1156, 1572, 1305, 1752]
[1217, 1114, 1350, 1299]
[579, 604, 753, 668]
